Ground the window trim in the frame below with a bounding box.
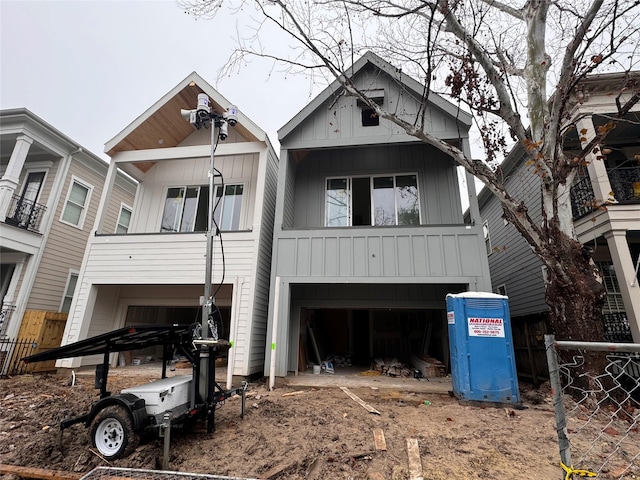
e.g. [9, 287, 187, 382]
[59, 270, 79, 314]
[60, 176, 94, 229]
[214, 183, 246, 231]
[324, 173, 421, 227]
[115, 203, 133, 234]
[160, 183, 246, 233]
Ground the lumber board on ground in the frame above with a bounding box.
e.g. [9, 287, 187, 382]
[373, 428, 387, 451]
[406, 438, 424, 480]
[339, 386, 381, 415]
[0, 464, 81, 480]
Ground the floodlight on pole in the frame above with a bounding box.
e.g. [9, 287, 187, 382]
[181, 93, 238, 430]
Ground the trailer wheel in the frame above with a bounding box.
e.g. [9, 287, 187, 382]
[90, 405, 140, 460]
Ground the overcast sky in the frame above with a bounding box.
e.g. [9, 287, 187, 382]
[1, 0, 475, 207]
[1, 0, 321, 158]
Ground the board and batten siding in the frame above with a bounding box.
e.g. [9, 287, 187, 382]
[481, 156, 547, 318]
[291, 144, 462, 229]
[26, 158, 106, 311]
[130, 153, 258, 234]
[286, 67, 465, 149]
[274, 226, 487, 282]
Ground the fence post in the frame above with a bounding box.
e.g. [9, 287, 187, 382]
[545, 334, 573, 478]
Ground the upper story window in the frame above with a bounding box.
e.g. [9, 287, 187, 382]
[325, 174, 420, 227]
[214, 184, 244, 231]
[160, 184, 244, 233]
[116, 204, 132, 234]
[357, 89, 384, 127]
[61, 176, 93, 229]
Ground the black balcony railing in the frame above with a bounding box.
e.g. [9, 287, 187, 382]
[603, 312, 634, 343]
[0, 303, 16, 337]
[609, 166, 640, 203]
[570, 176, 596, 219]
[570, 165, 640, 219]
[4, 194, 46, 232]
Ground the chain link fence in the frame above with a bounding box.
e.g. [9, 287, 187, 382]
[545, 335, 640, 479]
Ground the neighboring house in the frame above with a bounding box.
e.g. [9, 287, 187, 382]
[478, 72, 640, 380]
[0, 109, 136, 353]
[58, 73, 279, 380]
[265, 52, 492, 379]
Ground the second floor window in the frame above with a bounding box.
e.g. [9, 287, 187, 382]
[61, 177, 93, 228]
[160, 184, 244, 233]
[116, 205, 132, 234]
[325, 174, 420, 227]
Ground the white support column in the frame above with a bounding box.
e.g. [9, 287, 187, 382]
[604, 230, 640, 342]
[462, 138, 482, 226]
[0, 135, 33, 219]
[575, 117, 614, 203]
[93, 160, 118, 234]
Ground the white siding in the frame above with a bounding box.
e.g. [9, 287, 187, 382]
[131, 153, 258, 233]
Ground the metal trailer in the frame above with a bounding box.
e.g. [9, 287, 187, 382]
[22, 323, 247, 462]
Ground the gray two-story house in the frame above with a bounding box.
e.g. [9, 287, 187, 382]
[265, 52, 492, 380]
[478, 72, 640, 381]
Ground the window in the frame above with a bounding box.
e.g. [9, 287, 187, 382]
[61, 177, 93, 228]
[496, 284, 507, 296]
[325, 175, 420, 227]
[160, 184, 244, 233]
[483, 220, 492, 255]
[161, 186, 208, 232]
[214, 184, 244, 231]
[115, 204, 132, 234]
[361, 109, 379, 127]
[60, 272, 79, 314]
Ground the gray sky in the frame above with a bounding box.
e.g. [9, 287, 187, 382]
[1, 0, 319, 158]
[1, 0, 475, 208]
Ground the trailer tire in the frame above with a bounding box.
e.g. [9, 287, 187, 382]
[90, 405, 140, 460]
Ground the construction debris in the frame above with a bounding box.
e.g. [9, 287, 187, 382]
[370, 358, 412, 377]
[411, 354, 446, 378]
[339, 386, 381, 415]
[406, 438, 424, 480]
[373, 428, 387, 451]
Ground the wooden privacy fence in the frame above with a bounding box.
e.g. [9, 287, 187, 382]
[0, 310, 68, 375]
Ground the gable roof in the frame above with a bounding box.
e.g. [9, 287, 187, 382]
[105, 72, 266, 157]
[278, 51, 473, 141]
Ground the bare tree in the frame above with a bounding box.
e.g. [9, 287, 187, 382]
[182, 0, 640, 342]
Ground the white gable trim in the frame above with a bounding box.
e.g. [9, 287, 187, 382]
[278, 51, 472, 141]
[104, 72, 266, 154]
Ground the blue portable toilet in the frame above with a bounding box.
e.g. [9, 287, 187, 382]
[446, 292, 520, 405]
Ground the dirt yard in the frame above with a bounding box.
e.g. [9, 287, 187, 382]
[0, 370, 626, 480]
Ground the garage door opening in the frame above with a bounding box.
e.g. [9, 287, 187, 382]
[299, 308, 448, 377]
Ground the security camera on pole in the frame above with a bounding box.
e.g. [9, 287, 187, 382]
[181, 93, 238, 432]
